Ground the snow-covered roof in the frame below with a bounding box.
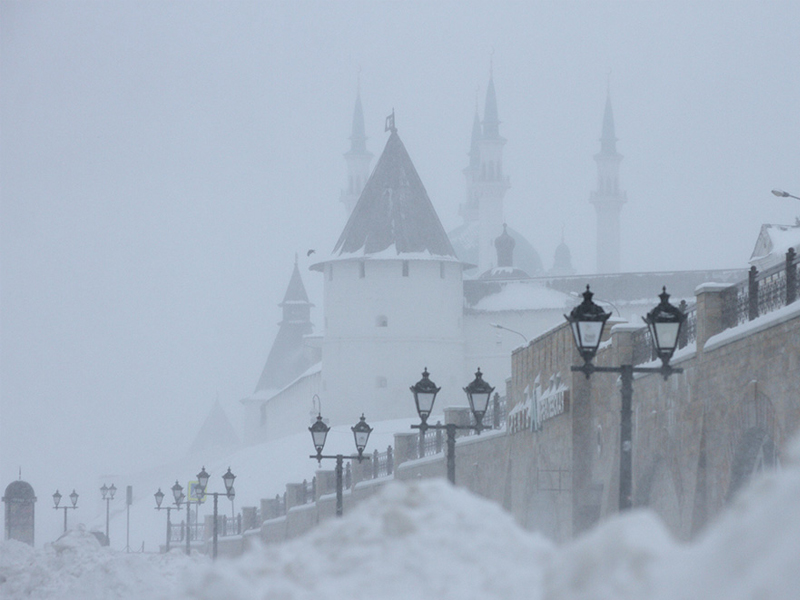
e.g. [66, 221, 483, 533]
[313, 129, 456, 268]
[468, 280, 573, 313]
[749, 223, 800, 272]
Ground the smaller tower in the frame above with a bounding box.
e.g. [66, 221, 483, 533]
[590, 90, 626, 273]
[340, 88, 373, 216]
[3, 479, 36, 545]
[549, 230, 576, 276]
[253, 255, 316, 394]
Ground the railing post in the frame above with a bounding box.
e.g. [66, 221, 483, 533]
[386, 445, 393, 475]
[372, 449, 379, 478]
[787, 248, 797, 305]
[492, 393, 500, 429]
[435, 423, 443, 453]
[748, 265, 759, 320]
[678, 300, 689, 348]
[345, 462, 352, 489]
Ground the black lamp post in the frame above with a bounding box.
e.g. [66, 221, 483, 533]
[100, 483, 116, 545]
[193, 466, 236, 560]
[170, 480, 199, 556]
[309, 413, 373, 517]
[154, 487, 181, 553]
[565, 285, 686, 511]
[52, 489, 79, 533]
[409, 368, 495, 485]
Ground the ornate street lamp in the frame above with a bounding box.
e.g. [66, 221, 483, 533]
[644, 287, 687, 368]
[351, 415, 373, 458]
[170, 480, 195, 556]
[309, 414, 330, 456]
[308, 412, 373, 517]
[565, 285, 612, 368]
[565, 285, 685, 511]
[193, 467, 237, 560]
[409, 368, 495, 484]
[463, 369, 495, 430]
[154, 487, 179, 553]
[410, 368, 441, 426]
[100, 483, 116, 546]
[52, 489, 79, 533]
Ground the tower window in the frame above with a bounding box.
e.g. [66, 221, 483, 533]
[440, 262, 446, 279]
[328, 265, 333, 281]
[376, 315, 388, 327]
[376, 376, 388, 388]
[402, 261, 409, 277]
[359, 261, 366, 278]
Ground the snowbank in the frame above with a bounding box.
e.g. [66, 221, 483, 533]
[4, 438, 800, 600]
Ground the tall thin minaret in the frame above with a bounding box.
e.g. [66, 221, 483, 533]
[459, 104, 482, 224]
[340, 87, 373, 216]
[590, 90, 626, 273]
[475, 70, 510, 273]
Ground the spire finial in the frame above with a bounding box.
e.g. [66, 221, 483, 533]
[294, 252, 298, 266]
[490, 48, 495, 77]
[384, 108, 396, 133]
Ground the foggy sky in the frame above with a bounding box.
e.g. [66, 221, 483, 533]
[1, 1, 798, 540]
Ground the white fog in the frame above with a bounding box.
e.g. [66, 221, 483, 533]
[1, 1, 799, 597]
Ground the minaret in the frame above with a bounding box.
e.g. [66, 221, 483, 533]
[476, 70, 510, 273]
[590, 90, 626, 273]
[340, 88, 373, 216]
[459, 105, 482, 223]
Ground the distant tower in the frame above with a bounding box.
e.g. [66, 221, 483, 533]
[253, 255, 316, 394]
[340, 87, 373, 216]
[590, 90, 626, 273]
[476, 70, 510, 273]
[459, 104, 482, 224]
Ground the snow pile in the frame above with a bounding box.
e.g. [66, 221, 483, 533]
[4, 440, 800, 600]
[186, 479, 553, 600]
[0, 524, 205, 600]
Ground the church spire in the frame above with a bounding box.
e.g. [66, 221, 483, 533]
[340, 85, 373, 216]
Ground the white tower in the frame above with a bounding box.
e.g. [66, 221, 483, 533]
[590, 91, 626, 273]
[340, 89, 373, 216]
[312, 123, 466, 426]
[475, 72, 510, 273]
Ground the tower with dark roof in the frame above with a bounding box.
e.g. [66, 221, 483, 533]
[312, 124, 466, 425]
[340, 89, 373, 216]
[253, 256, 316, 394]
[590, 91, 627, 273]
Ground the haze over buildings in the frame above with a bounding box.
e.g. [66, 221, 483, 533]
[1, 1, 799, 546]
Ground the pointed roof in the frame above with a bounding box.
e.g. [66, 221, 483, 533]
[600, 91, 618, 154]
[254, 259, 316, 393]
[331, 129, 457, 258]
[188, 399, 240, 457]
[280, 256, 311, 306]
[347, 90, 369, 155]
[483, 74, 501, 139]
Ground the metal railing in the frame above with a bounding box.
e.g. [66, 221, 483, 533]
[629, 248, 797, 365]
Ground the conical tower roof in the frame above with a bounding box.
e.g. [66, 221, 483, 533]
[331, 129, 457, 258]
[280, 258, 310, 306]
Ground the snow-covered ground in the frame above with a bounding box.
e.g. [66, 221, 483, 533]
[4, 436, 800, 599]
